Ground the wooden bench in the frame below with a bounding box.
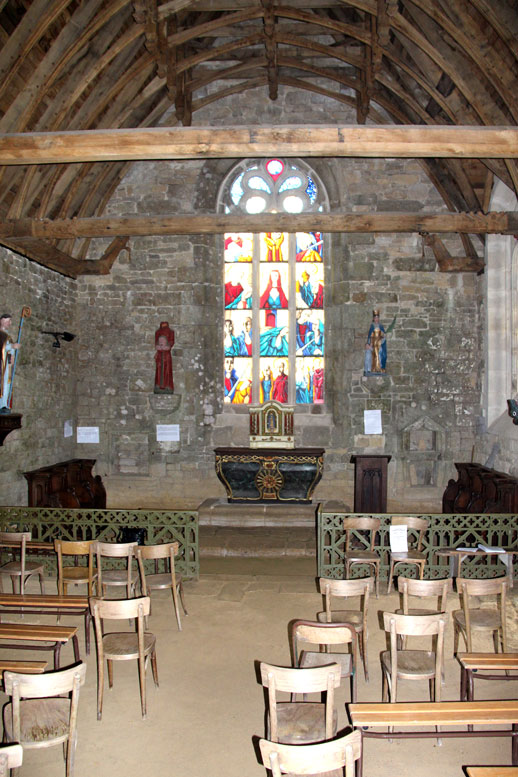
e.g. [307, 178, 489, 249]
[0, 593, 91, 654]
[0, 659, 47, 674]
[458, 653, 518, 701]
[349, 701, 518, 777]
[0, 623, 79, 669]
[466, 769, 518, 777]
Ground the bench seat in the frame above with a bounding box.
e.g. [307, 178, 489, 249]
[0, 593, 91, 654]
[0, 660, 47, 673]
[458, 653, 518, 701]
[0, 623, 79, 669]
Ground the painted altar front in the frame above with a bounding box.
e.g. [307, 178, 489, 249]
[214, 446, 324, 503]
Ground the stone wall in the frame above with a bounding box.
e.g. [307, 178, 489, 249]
[0, 86, 487, 511]
[72, 86, 482, 511]
[0, 248, 78, 505]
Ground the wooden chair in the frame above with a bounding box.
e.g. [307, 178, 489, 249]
[386, 516, 428, 594]
[0, 531, 45, 594]
[54, 538, 97, 596]
[90, 595, 158, 720]
[3, 661, 86, 777]
[0, 744, 23, 777]
[317, 576, 373, 681]
[397, 576, 452, 653]
[453, 576, 507, 654]
[259, 730, 362, 777]
[259, 661, 341, 744]
[290, 619, 358, 702]
[381, 611, 448, 703]
[136, 541, 187, 631]
[93, 540, 139, 598]
[343, 516, 381, 598]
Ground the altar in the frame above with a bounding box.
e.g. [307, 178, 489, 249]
[214, 446, 325, 503]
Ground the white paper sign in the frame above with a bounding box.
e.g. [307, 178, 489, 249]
[389, 525, 408, 553]
[64, 420, 73, 438]
[364, 409, 382, 435]
[156, 424, 180, 442]
[77, 426, 99, 444]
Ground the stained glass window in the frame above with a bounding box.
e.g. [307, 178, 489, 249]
[221, 159, 326, 406]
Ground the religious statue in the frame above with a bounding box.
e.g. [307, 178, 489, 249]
[364, 309, 396, 376]
[154, 321, 175, 394]
[0, 311, 23, 413]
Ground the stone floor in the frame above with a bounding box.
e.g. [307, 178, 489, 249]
[5, 529, 518, 777]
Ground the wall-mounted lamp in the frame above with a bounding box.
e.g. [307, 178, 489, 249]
[507, 399, 518, 425]
[41, 331, 76, 348]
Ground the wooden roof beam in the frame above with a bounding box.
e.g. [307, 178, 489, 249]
[261, 0, 278, 100]
[0, 125, 517, 164]
[1, 211, 516, 239]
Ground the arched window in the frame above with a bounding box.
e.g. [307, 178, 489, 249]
[219, 158, 328, 406]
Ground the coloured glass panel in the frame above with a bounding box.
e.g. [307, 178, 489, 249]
[296, 232, 323, 262]
[224, 233, 253, 263]
[224, 357, 252, 404]
[296, 310, 324, 357]
[224, 263, 252, 309]
[296, 264, 323, 309]
[260, 232, 287, 262]
[260, 309, 289, 357]
[260, 264, 289, 309]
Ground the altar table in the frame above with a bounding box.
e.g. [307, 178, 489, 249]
[214, 447, 324, 502]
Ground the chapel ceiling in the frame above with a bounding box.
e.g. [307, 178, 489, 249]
[0, 0, 517, 277]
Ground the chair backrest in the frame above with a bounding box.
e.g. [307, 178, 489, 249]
[290, 620, 358, 668]
[390, 516, 428, 550]
[259, 662, 341, 743]
[343, 517, 380, 552]
[0, 744, 23, 776]
[54, 538, 95, 557]
[318, 577, 373, 623]
[3, 662, 86, 746]
[90, 595, 151, 621]
[382, 611, 447, 700]
[456, 576, 507, 647]
[398, 576, 452, 613]
[135, 542, 179, 595]
[93, 540, 137, 591]
[259, 730, 362, 777]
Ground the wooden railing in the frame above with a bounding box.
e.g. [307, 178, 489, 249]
[0, 507, 199, 579]
[318, 509, 518, 580]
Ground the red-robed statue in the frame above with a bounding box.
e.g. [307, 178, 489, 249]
[154, 321, 175, 394]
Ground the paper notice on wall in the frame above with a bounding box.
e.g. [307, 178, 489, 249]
[389, 525, 408, 553]
[156, 424, 180, 442]
[364, 409, 382, 435]
[64, 420, 73, 438]
[77, 426, 99, 444]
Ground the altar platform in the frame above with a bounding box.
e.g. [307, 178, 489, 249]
[198, 497, 349, 527]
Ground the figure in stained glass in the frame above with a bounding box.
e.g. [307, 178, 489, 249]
[296, 265, 323, 309]
[296, 310, 324, 357]
[272, 360, 288, 403]
[262, 232, 285, 262]
[260, 267, 289, 309]
[225, 264, 252, 309]
[224, 233, 253, 263]
[296, 232, 323, 262]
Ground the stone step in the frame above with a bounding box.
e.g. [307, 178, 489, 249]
[199, 525, 316, 558]
[198, 497, 348, 528]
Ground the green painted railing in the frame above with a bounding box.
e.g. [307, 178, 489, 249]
[318, 509, 518, 580]
[0, 507, 199, 579]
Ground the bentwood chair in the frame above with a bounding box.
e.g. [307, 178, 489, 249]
[453, 576, 508, 654]
[93, 540, 139, 598]
[136, 542, 187, 631]
[0, 744, 23, 777]
[381, 611, 448, 703]
[3, 662, 86, 777]
[317, 576, 373, 681]
[290, 619, 358, 702]
[343, 517, 381, 597]
[55, 538, 97, 596]
[90, 596, 158, 720]
[386, 516, 428, 594]
[259, 730, 362, 777]
[0, 531, 45, 594]
[397, 576, 452, 657]
[259, 662, 341, 744]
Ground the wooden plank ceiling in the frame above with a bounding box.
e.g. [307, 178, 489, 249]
[0, 0, 517, 278]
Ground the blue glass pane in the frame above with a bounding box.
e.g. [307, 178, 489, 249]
[306, 176, 317, 203]
[230, 173, 244, 205]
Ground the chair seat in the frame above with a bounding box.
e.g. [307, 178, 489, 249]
[396, 607, 442, 616]
[316, 611, 362, 631]
[453, 608, 501, 631]
[62, 567, 98, 583]
[345, 551, 379, 564]
[3, 697, 70, 745]
[0, 561, 43, 574]
[144, 572, 182, 590]
[299, 650, 353, 677]
[381, 649, 436, 678]
[391, 551, 426, 562]
[275, 702, 337, 744]
[103, 631, 156, 659]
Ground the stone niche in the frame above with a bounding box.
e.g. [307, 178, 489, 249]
[399, 415, 447, 489]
